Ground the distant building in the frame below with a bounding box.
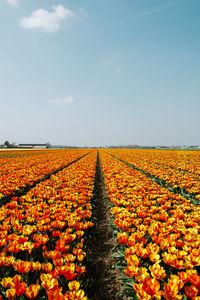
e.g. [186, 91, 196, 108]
[4, 141, 16, 148]
[18, 144, 47, 149]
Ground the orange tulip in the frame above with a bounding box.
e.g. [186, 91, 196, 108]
[25, 284, 40, 299]
[40, 273, 58, 290]
[190, 274, 200, 289]
[6, 288, 16, 299]
[1, 277, 13, 289]
[68, 280, 80, 291]
[133, 283, 151, 299]
[125, 265, 139, 277]
[126, 254, 140, 266]
[185, 285, 198, 298]
[149, 263, 166, 280]
[117, 232, 128, 244]
[135, 267, 150, 283]
[31, 261, 41, 271]
[143, 277, 160, 296]
[177, 272, 189, 283]
[14, 281, 26, 296]
[42, 262, 53, 273]
[47, 287, 64, 300]
[14, 260, 32, 273]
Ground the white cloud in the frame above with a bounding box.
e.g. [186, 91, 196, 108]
[19, 5, 73, 32]
[48, 97, 74, 104]
[7, 0, 18, 6]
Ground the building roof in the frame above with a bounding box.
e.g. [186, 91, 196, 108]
[18, 144, 47, 146]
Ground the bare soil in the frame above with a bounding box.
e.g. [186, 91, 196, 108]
[86, 154, 126, 300]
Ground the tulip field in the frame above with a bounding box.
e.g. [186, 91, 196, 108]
[0, 149, 200, 299]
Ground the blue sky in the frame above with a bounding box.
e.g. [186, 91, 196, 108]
[0, 0, 200, 147]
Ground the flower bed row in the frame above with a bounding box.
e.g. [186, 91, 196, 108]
[0, 149, 90, 200]
[0, 150, 97, 299]
[0, 150, 64, 172]
[99, 150, 200, 299]
[106, 149, 200, 202]
[0, 150, 45, 161]
[106, 149, 200, 175]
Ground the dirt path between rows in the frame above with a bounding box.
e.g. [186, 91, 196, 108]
[86, 153, 127, 300]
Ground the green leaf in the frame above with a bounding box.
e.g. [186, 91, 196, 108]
[111, 250, 124, 258]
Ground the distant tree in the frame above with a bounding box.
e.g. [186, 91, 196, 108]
[4, 141, 10, 148]
[4, 141, 15, 148]
[46, 143, 51, 148]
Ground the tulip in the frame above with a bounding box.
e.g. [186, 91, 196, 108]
[143, 277, 160, 296]
[125, 265, 139, 277]
[185, 285, 198, 298]
[42, 262, 53, 273]
[68, 280, 80, 291]
[190, 274, 200, 289]
[25, 284, 40, 299]
[14, 260, 32, 273]
[6, 288, 16, 299]
[1, 277, 13, 289]
[40, 273, 58, 290]
[149, 263, 166, 280]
